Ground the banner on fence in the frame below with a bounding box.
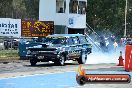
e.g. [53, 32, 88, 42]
[0, 18, 21, 37]
[21, 20, 54, 37]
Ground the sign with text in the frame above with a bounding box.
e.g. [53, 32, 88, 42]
[21, 20, 54, 37]
[0, 18, 21, 37]
[76, 65, 131, 85]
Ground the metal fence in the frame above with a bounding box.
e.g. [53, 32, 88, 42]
[0, 37, 19, 59]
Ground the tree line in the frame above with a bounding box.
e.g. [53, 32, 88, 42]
[87, 0, 132, 38]
[0, 0, 39, 19]
[0, 0, 131, 37]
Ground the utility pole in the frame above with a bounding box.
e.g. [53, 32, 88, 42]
[124, 0, 128, 37]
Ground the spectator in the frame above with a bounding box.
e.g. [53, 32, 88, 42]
[58, 7, 63, 13]
[113, 41, 118, 52]
[4, 40, 9, 50]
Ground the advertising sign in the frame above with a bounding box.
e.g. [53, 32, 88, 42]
[21, 20, 54, 37]
[0, 18, 21, 37]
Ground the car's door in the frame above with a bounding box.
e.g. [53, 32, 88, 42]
[72, 37, 82, 58]
[66, 37, 78, 59]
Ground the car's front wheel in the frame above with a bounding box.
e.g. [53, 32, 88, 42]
[30, 58, 37, 66]
[54, 55, 65, 66]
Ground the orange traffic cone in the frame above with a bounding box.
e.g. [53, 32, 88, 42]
[117, 51, 124, 66]
[78, 65, 86, 76]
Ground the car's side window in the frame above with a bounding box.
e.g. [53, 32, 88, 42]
[78, 36, 88, 44]
[85, 37, 89, 43]
[67, 37, 74, 45]
[73, 37, 79, 44]
[84, 36, 89, 43]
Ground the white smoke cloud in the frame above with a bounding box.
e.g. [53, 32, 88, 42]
[86, 47, 125, 64]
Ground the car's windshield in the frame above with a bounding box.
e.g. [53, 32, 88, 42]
[43, 37, 66, 44]
[52, 38, 66, 44]
[43, 37, 54, 43]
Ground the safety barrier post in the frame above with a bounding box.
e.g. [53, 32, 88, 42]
[125, 45, 132, 71]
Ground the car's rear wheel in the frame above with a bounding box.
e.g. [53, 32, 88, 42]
[30, 58, 37, 66]
[77, 52, 87, 64]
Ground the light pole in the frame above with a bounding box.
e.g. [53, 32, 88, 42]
[124, 0, 128, 37]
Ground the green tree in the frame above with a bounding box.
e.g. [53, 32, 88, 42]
[23, 0, 39, 20]
[0, 0, 13, 18]
[87, 0, 126, 37]
[12, 0, 27, 19]
[0, 0, 39, 19]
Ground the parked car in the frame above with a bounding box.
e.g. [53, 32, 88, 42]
[4, 39, 19, 50]
[26, 34, 92, 66]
